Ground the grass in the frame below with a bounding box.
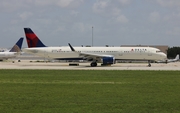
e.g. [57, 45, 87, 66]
[0, 70, 180, 113]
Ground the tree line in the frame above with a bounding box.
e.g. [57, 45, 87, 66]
[167, 47, 180, 58]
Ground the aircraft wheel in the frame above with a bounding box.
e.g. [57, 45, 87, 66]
[91, 62, 97, 67]
[148, 60, 151, 67]
[165, 60, 168, 64]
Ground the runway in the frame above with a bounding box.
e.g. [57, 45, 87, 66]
[0, 60, 180, 70]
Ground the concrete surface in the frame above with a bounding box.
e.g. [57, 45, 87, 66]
[0, 60, 180, 70]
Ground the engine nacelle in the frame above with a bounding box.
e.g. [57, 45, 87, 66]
[102, 57, 115, 64]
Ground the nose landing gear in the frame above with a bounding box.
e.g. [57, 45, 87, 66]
[148, 60, 151, 67]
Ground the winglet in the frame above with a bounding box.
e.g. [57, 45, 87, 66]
[68, 43, 75, 51]
[24, 28, 46, 48]
[9, 37, 24, 52]
[175, 54, 179, 60]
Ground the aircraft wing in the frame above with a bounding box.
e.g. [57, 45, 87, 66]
[79, 52, 113, 58]
[68, 43, 114, 60]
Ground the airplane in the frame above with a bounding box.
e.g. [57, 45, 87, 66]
[23, 28, 167, 67]
[156, 54, 179, 63]
[0, 37, 24, 61]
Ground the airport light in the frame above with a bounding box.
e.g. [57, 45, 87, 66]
[92, 26, 93, 47]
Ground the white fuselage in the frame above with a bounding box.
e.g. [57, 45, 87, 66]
[0, 52, 17, 60]
[23, 46, 167, 61]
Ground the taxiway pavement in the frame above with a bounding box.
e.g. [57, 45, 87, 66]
[0, 60, 180, 70]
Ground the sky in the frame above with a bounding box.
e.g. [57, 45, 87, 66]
[1, 0, 180, 48]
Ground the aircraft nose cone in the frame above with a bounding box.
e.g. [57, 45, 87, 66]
[161, 53, 167, 60]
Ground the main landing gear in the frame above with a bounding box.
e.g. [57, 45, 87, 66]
[148, 60, 151, 67]
[90, 62, 97, 67]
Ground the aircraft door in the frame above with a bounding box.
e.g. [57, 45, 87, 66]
[119, 51, 123, 56]
[44, 50, 50, 59]
[148, 50, 152, 56]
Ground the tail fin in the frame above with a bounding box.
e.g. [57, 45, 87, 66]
[175, 54, 179, 60]
[9, 37, 24, 52]
[24, 28, 46, 48]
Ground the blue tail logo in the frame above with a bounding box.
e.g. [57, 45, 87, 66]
[9, 37, 24, 52]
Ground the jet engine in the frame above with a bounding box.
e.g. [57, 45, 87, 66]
[101, 57, 115, 64]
